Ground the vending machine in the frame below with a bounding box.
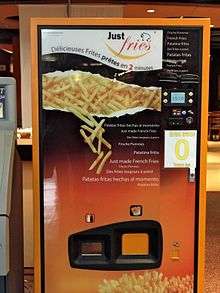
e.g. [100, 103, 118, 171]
[32, 18, 210, 293]
[0, 77, 23, 293]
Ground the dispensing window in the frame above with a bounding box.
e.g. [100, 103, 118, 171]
[80, 241, 103, 256]
[122, 233, 149, 255]
[69, 235, 111, 264]
[69, 220, 162, 270]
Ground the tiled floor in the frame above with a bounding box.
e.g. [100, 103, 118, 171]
[24, 280, 33, 293]
[205, 142, 220, 292]
[205, 192, 220, 293]
[207, 141, 220, 191]
[24, 268, 34, 293]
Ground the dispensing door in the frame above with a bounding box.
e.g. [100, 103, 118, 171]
[0, 77, 16, 286]
[32, 18, 210, 293]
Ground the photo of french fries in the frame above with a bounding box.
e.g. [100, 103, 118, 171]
[42, 70, 161, 174]
[98, 271, 193, 293]
[79, 117, 112, 175]
[42, 70, 161, 115]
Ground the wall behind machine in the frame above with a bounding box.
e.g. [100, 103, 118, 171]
[19, 4, 123, 128]
[0, 50, 11, 76]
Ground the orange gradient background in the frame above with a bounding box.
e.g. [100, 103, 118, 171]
[43, 124, 195, 292]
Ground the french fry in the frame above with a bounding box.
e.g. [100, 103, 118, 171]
[90, 119, 105, 141]
[80, 129, 97, 154]
[81, 125, 111, 150]
[50, 84, 70, 94]
[97, 132, 102, 154]
[96, 150, 112, 174]
[69, 106, 95, 128]
[89, 151, 104, 171]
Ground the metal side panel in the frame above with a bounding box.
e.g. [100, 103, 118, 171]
[0, 216, 9, 276]
[0, 130, 15, 216]
[0, 276, 6, 293]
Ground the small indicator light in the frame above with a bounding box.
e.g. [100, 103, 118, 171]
[146, 9, 155, 13]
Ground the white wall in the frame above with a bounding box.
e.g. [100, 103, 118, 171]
[19, 4, 123, 128]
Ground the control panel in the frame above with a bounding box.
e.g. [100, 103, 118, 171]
[0, 87, 6, 120]
[162, 88, 197, 129]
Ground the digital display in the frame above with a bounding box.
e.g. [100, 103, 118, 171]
[171, 92, 186, 104]
[0, 87, 6, 119]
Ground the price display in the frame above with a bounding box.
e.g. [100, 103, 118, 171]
[171, 92, 186, 104]
[164, 130, 197, 170]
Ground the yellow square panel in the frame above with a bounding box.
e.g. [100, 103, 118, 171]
[122, 233, 149, 255]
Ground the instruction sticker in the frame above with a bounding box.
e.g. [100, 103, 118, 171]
[164, 130, 197, 169]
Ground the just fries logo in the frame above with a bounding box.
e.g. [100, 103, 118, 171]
[106, 31, 152, 60]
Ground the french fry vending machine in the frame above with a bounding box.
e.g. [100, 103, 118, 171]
[32, 18, 210, 293]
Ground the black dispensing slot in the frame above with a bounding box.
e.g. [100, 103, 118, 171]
[70, 235, 111, 267]
[80, 241, 103, 256]
[68, 220, 163, 270]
